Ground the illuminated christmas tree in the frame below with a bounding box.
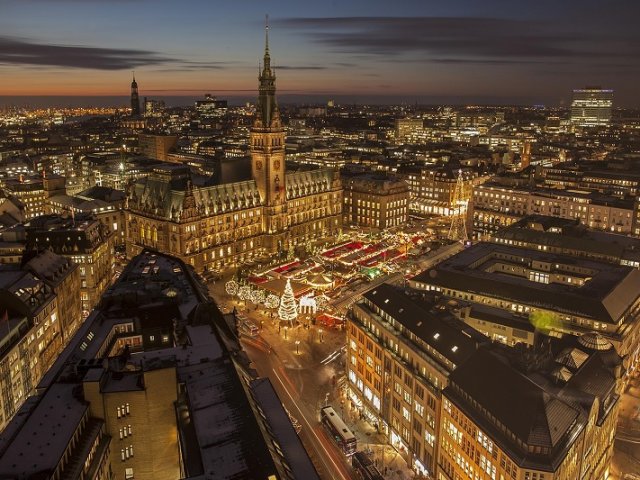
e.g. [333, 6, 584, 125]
[278, 278, 298, 324]
[265, 294, 280, 309]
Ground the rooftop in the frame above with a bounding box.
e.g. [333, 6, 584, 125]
[362, 283, 483, 367]
[412, 242, 640, 324]
[0, 382, 88, 477]
[445, 335, 620, 470]
[491, 215, 640, 264]
[1, 250, 318, 480]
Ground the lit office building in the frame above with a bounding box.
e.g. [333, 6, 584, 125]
[346, 283, 485, 477]
[439, 338, 622, 480]
[570, 87, 613, 126]
[395, 118, 425, 143]
[410, 242, 640, 377]
[397, 166, 477, 216]
[473, 182, 635, 237]
[342, 173, 409, 229]
[24, 214, 114, 317]
[0, 251, 79, 431]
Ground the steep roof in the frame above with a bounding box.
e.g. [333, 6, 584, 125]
[448, 348, 580, 449]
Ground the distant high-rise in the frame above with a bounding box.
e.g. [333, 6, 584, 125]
[130, 73, 141, 117]
[570, 86, 613, 126]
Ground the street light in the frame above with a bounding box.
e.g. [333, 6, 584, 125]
[284, 325, 288, 339]
[319, 328, 324, 343]
[295, 340, 300, 354]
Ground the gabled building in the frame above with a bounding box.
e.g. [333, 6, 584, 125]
[125, 26, 341, 271]
[439, 336, 621, 480]
[24, 214, 114, 317]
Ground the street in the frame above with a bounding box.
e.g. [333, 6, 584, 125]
[613, 374, 640, 478]
[209, 272, 415, 480]
[235, 305, 354, 479]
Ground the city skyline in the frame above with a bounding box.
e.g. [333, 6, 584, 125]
[1, 0, 640, 106]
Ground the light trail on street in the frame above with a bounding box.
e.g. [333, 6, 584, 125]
[272, 367, 353, 480]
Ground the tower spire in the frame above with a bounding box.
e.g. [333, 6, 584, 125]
[257, 14, 277, 127]
[263, 14, 271, 70]
[130, 72, 140, 117]
[265, 14, 269, 54]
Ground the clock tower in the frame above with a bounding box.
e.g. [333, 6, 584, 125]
[250, 17, 287, 251]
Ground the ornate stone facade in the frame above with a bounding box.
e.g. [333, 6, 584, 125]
[125, 29, 342, 271]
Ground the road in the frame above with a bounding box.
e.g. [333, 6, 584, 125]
[332, 272, 403, 313]
[240, 325, 354, 480]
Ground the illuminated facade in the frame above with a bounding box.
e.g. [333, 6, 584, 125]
[395, 118, 425, 143]
[25, 214, 115, 317]
[126, 26, 341, 271]
[398, 166, 478, 216]
[473, 182, 634, 237]
[346, 283, 483, 477]
[2, 176, 46, 219]
[342, 173, 409, 229]
[0, 251, 79, 432]
[570, 87, 613, 126]
[439, 340, 621, 480]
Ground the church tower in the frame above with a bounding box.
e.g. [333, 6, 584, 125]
[130, 73, 141, 117]
[250, 17, 286, 251]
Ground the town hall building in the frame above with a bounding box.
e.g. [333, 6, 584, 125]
[125, 26, 342, 271]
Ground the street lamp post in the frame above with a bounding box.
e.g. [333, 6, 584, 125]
[319, 328, 324, 343]
[295, 340, 300, 354]
[284, 325, 288, 340]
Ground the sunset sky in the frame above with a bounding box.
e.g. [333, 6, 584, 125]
[1, 0, 639, 106]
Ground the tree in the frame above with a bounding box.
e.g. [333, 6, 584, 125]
[278, 278, 298, 324]
[251, 289, 266, 304]
[265, 294, 280, 309]
[225, 279, 239, 296]
[238, 285, 251, 301]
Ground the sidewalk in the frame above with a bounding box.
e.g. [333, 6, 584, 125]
[344, 412, 416, 480]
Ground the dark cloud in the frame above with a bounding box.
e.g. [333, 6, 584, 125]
[176, 61, 239, 71]
[275, 65, 327, 70]
[430, 58, 566, 66]
[275, 16, 640, 63]
[0, 36, 175, 69]
[274, 62, 357, 70]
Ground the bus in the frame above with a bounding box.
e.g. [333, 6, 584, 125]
[320, 406, 357, 456]
[351, 451, 384, 480]
[240, 320, 259, 337]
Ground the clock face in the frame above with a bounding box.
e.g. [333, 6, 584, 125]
[274, 160, 281, 170]
[256, 160, 263, 170]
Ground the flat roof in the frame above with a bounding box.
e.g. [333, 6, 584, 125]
[412, 242, 640, 323]
[362, 283, 481, 366]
